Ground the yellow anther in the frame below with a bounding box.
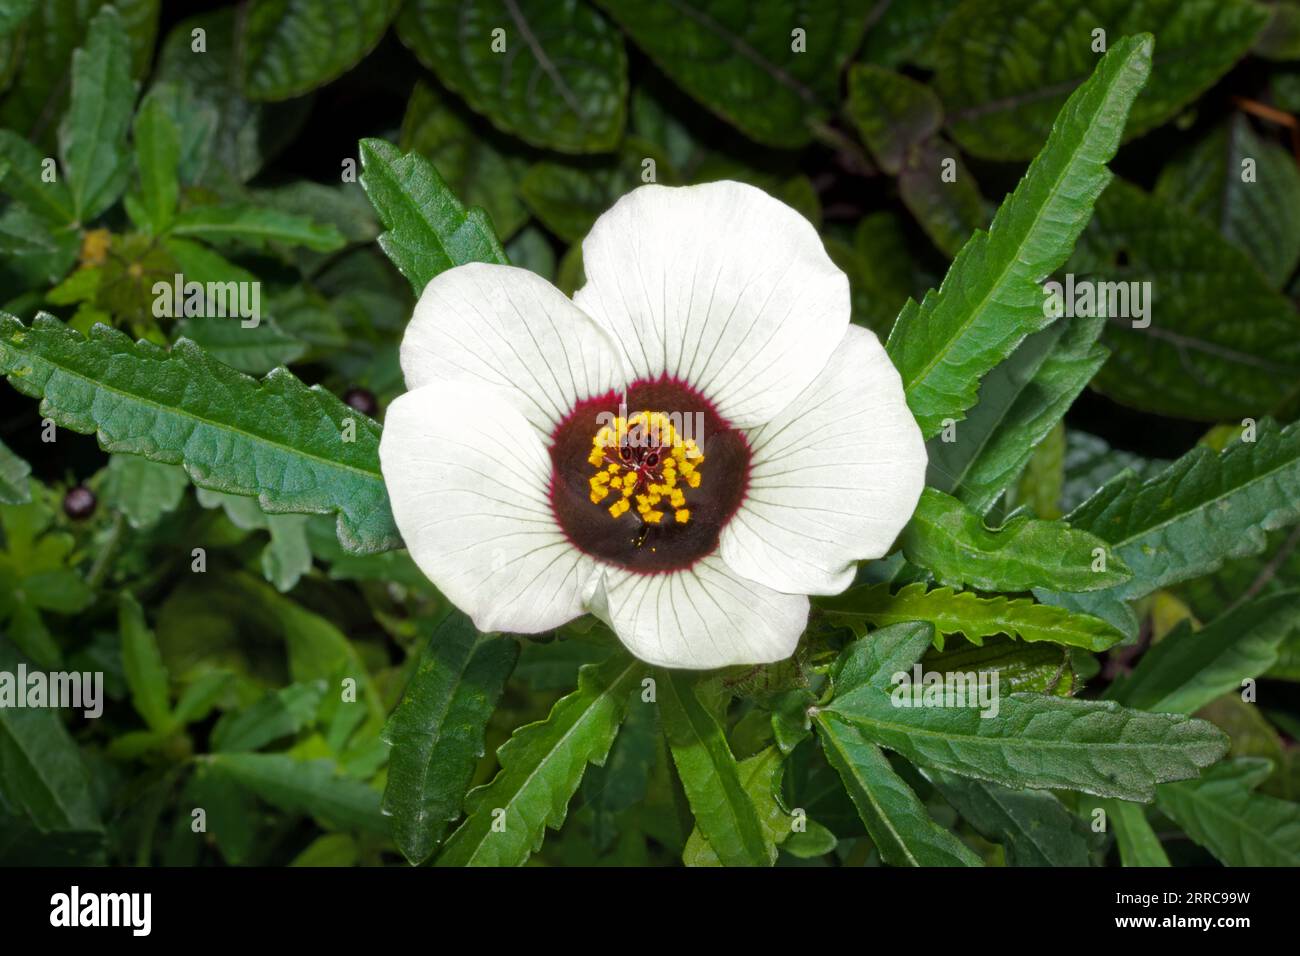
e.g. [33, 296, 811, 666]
[675, 509, 690, 524]
[609, 498, 630, 518]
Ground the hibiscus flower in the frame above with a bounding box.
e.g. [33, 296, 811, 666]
[379, 181, 926, 669]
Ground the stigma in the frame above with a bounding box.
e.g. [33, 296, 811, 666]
[585, 411, 702, 527]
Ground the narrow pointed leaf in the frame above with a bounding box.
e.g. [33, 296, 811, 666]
[886, 35, 1152, 436]
[382, 614, 517, 865]
[436, 653, 642, 866]
[118, 592, 172, 733]
[659, 670, 770, 867]
[816, 712, 982, 866]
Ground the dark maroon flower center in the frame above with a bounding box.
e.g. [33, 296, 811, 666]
[548, 376, 750, 573]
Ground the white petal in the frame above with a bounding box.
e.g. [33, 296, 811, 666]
[574, 181, 849, 429]
[379, 381, 597, 633]
[721, 325, 927, 595]
[585, 555, 808, 669]
[400, 262, 627, 435]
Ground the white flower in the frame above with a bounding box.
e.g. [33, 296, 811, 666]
[379, 181, 926, 669]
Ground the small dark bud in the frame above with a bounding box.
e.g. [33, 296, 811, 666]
[343, 387, 379, 417]
[63, 485, 97, 520]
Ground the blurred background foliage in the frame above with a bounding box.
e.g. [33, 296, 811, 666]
[1, 0, 1300, 866]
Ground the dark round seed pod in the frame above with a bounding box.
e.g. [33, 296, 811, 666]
[343, 387, 379, 417]
[63, 485, 96, 520]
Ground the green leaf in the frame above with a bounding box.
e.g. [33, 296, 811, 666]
[846, 65, 943, 176]
[816, 712, 982, 866]
[206, 752, 388, 834]
[0, 130, 76, 225]
[170, 204, 346, 252]
[210, 682, 323, 753]
[819, 581, 1124, 653]
[1110, 593, 1300, 715]
[595, 0, 866, 148]
[1155, 116, 1300, 288]
[97, 454, 188, 530]
[825, 630, 1228, 801]
[1097, 798, 1170, 866]
[926, 314, 1108, 515]
[885, 35, 1153, 437]
[683, 745, 793, 865]
[397, 0, 627, 153]
[935, 0, 1269, 161]
[117, 592, 173, 732]
[860, 0, 958, 69]
[1156, 758, 1300, 866]
[436, 653, 642, 866]
[1036, 418, 1300, 639]
[659, 670, 770, 866]
[1061, 430, 1166, 515]
[358, 138, 507, 295]
[59, 5, 137, 221]
[173, 317, 307, 375]
[922, 635, 1078, 697]
[825, 212, 924, 335]
[399, 81, 528, 242]
[901, 488, 1132, 593]
[0, 315, 399, 554]
[1069, 179, 1300, 420]
[0, 439, 31, 505]
[0, 638, 103, 834]
[241, 0, 401, 101]
[129, 91, 179, 234]
[383, 614, 517, 865]
[927, 768, 1091, 866]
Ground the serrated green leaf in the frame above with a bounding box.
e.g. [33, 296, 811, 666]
[397, 0, 627, 153]
[1037, 418, 1300, 639]
[169, 204, 345, 252]
[819, 581, 1124, 652]
[358, 138, 507, 295]
[206, 752, 387, 834]
[925, 314, 1107, 515]
[595, 0, 866, 148]
[1110, 593, 1300, 714]
[1061, 430, 1167, 515]
[1069, 179, 1300, 419]
[659, 670, 770, 866]
[885, 35, 1152, 437]
[400, 81, 528, 242]
[117, 592, 172, 732]
[0, 314, 399, 554]
[59, 5, 137, 222]
[935, 0, 1268, 161]
[825, 631, 1227, 801]
[901, 487, 1131, 593]
[0, 439, 31, 505]
[436, 653, 642, 866]
[383, 614, 517, 865]
[129, 92, 179, 234]
[1156, 758, 1300, 866]
[927, 768, 1090, 866]
[817, 713, 982, 866]
[241, 0, 401, 101]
